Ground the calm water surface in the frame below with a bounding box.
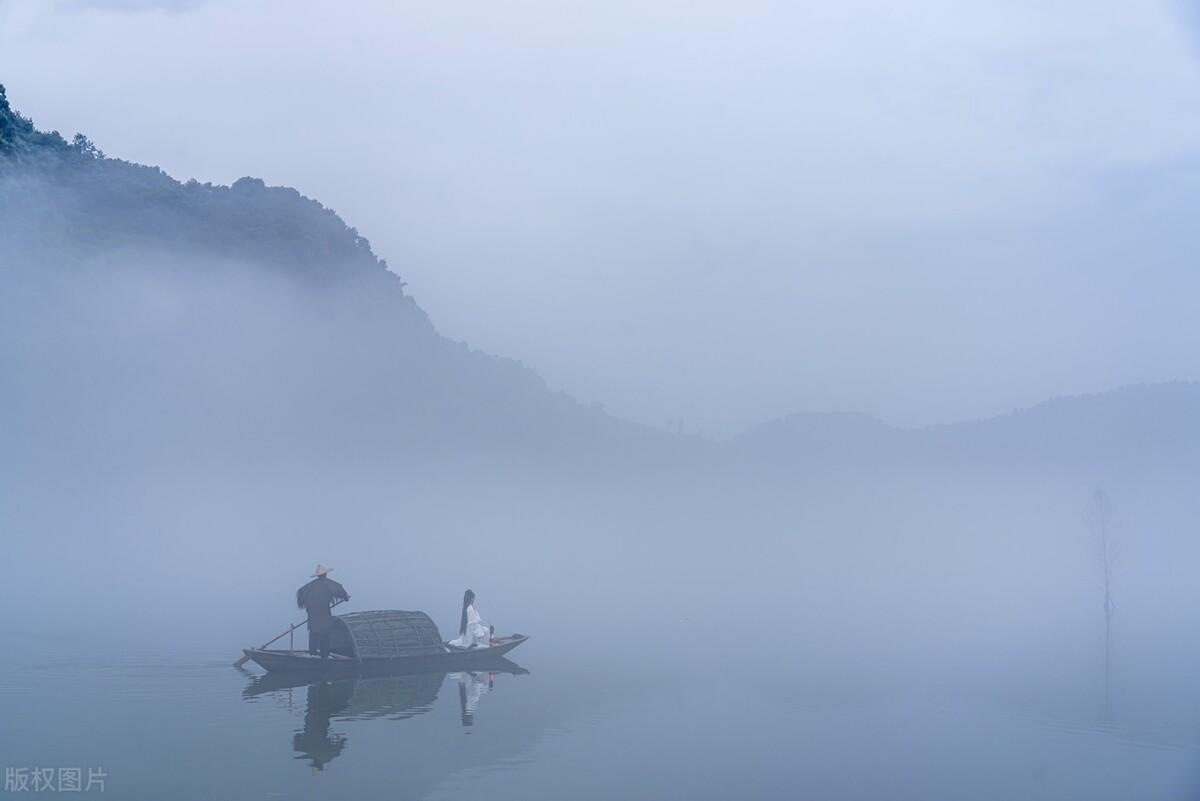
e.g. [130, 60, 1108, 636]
[3, 638, 1200, 800]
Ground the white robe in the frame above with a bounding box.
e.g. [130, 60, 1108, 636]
[448, 604, 489, 648]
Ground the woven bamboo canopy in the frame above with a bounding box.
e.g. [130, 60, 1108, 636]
[330, 610, 446, 659]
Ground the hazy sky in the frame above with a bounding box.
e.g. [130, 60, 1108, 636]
[4, 0, 1200, 435]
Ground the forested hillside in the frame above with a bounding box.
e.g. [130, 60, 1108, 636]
[0, 84, 666, 477]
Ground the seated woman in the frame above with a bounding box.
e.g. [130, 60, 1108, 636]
[448, 589, 491, 648]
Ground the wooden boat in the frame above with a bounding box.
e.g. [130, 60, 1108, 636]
[241, 657, 530, 697]
[240, 609, 529, 674]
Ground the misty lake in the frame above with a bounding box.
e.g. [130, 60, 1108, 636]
[4, 635, 1200, 800]
[7, 475, 1200, 800]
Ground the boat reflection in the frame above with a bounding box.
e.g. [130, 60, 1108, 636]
[242, 658, 529, 771]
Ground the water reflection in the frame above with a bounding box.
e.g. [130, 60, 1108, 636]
[242, 659, 529, 771]
[294, 681, 352, 770]
[453, 671, 492, 728]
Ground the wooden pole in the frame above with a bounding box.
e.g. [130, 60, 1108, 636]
[233, 599, 345, 667]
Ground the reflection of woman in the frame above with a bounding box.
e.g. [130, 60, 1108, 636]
[453, 671, 492, 727]
[448, 589, 490, 649]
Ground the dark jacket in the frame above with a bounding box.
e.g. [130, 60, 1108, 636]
[296, 576, 350, 633]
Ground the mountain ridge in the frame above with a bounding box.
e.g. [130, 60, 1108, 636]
[0, 83, 679, 476]
[3, 83, 1197, 478]
[735, 381, 1200, 474]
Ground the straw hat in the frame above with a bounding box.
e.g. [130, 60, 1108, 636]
[312, 564, 332, 577]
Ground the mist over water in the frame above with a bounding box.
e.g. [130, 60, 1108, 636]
[7, 272, 1200, 797]
[5, 248, 1200, 797]
[7, 458, 1200, 798]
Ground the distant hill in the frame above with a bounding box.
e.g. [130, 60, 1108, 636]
[1, 84, 408, 286]
[734, 382, 1200, 476]
[0, 84, 673, 477]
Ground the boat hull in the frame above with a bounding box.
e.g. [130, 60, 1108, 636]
[243, 635, 529, 674]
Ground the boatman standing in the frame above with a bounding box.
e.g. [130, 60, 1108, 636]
[296, 565, 350, 659]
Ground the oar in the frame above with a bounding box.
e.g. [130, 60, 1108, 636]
[233, 599, 346, 667]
